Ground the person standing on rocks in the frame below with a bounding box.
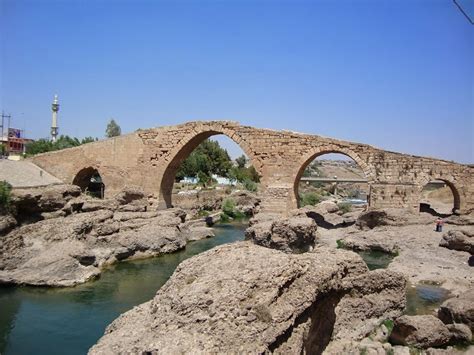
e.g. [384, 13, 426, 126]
[435, 218, 444, 232]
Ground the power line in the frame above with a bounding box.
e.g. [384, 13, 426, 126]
[453, 0, 474, 24]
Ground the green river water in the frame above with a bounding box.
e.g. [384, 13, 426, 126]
[0, 222, 247, 355]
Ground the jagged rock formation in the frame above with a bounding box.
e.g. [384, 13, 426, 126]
[0, 185, 217, 287]
[89, 242, 406, 354]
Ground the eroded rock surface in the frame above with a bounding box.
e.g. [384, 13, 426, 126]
[290, 202, 358, 229]
[245, 215, 317, 253]
[439, 229, 474, 254]
[11, 184, 81, 218]
[327, 221, 474, 295]
[356, 208, 433, 230]
[89, 242, 407, 354]
[438, 289, 474, 331]
[0, 186, 202, 287]
[389, 315, 451, 348]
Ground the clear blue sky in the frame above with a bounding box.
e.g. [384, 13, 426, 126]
[1, 0, 473, 163]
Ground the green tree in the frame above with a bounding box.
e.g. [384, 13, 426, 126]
[81, 136, 98, 144]
[176, 139, 232, 181]
[25, 138, 55, 155]
[299, 192, 321, 207]
[235, 155, 247, 169]
[54, 135, 81, 150]
[106, 119, 121, 138]
[25, 135, 99, 156]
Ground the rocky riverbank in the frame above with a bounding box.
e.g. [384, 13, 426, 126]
[318, 207, 474, 295]
[90, 203, 473, 354]
[0, 185, 258, 287]
[89, 242, 407, 354]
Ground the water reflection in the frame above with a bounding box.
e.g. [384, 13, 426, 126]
[405, 283, 451, 316]
[0, 221, 247, 355]
[357, 250, 394, 270]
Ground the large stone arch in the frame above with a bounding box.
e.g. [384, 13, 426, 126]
[291, 146, 376, 209]
[417, 175, 461, 213]
[159, 127, 259, 208]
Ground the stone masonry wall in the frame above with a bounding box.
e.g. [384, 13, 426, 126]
[31, 121, 474, 215]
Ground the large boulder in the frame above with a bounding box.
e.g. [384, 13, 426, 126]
[439, 229, 474, 254]
[447, 323, 472, 344]
[180, 219, 215, 241]
[89, 243, 407, 354]
[229, 190, 260, 215]
[389, 315, 451, 348]
[245, 216, 317, 253]
[438, 289, 474, 331]
[332, 269, 407, 341]
[11, 184, 81, 217]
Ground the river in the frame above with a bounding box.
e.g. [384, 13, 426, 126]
[0, 222, 247, 355]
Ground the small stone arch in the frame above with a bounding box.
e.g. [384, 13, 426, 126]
[292, 146, 375, 208]
[72, 167, 105, 198]
[417, 175, 461, 214]
[159, 127, 259, 208]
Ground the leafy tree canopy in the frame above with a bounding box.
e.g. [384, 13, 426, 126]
[25, 135, 99, 156]
[106, 119, 121, 138]
[235, 154, 247, 169]
[176, 139, 232, 181]
[175, 139, 260, 186]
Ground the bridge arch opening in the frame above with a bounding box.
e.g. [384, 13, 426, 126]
[293, 151, 370, 211]
[73, 167, 105, 199]
[419, 180, 460, 216]
[160, 131, 260, 209]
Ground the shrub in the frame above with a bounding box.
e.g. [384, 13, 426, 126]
[219, 213, 230, 223]
[222, 198, 236, 217]
[196, 210, 209, 217]
[0, 180, 13, 212]
[336, 239, 346, 249]
[299, 192, 320, 207]
[220, 198, 245, 222]
[338, 202, 352, 214]
[382, 319, 394, 334]
[243, 179, 257, 192]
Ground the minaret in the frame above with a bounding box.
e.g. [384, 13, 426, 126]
[51, 94, 59, 142]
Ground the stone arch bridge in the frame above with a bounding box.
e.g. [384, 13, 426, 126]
[31, 121, 473, 215]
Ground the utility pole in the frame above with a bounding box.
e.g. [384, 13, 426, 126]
[1, 111, 11, 139]
[1, 111, 12, 156]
